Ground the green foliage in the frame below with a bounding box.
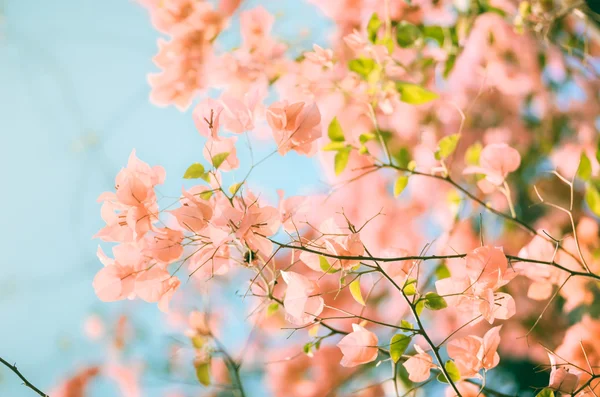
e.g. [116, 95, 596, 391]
[349, 58, 377, 79]
[423, 292, 447, 310]
[184, 163, 207, 180]
[334, 148, 351, 175]
[437, 360, 461, 383]
[396, 21, 421, 47]
[585, 184, 600, 216]
[367, 13, 382, 42]
[535, 389, 555, 397]
[577, 152, 592, 181]
[395, 82, 439, 105]
[328, 117, 345, 142]
[390, 334, 411, 363]
[435, 134, 460, 161]
[211, 152, 229, 169]
[394, 176, 409, 197]
[195, 361, 211, 386]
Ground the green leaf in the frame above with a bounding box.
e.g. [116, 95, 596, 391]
[359, 133, 377, 144]
[400, 320, 413, 329]
[393, 147, 411, 168]
[435, 264, 451, 280]
[415, 300, 425, 316]
[421, 25, 445, 46]
[195, 361, 211, 386]
[394, 176, 409, 197]
[464, 142, 482, 165]
[367, 13, 382, 42]
[423, 292, 447, 310]
[443, 53, 456, 78]
[390, 334, 411, 363]
[328, 117, 345, 142]
[395, 21, 421, 47]
[303, 342, 313, 356]
[435, 134, 460, 161]
[577, 152, 592, 181]
[349, 278, 366, 306]
[211, 152, 229, 169]
[445, 360, 461, 382]
[191, 335, 205, 349]
[349, 58, 376, 79]
[319, 256, 340, 273]
[403, 278, 417, 296]
[322, 142, 348, 151]
[535, 389, 555, 397]
[585, 184, 600, 217]
[199, 190, 213, 200]
[596, 141, 600, 164]
[229, 182, 243, 195]
[377, 36, 394, 53]
[334, 148, 351, 175]
[266, 302, 279, 317]
[395, 82, 439, 105]
[184, 163, 206, 179]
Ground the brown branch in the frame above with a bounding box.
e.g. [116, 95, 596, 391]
[0, 356, 49, 397]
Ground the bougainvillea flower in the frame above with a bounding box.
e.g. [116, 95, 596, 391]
[266, 101, 322, 156]
[463, 143, 521, 186]
[403, 344, 436, 382]
[281, 271, 324, 325]
[337, 324, 379, 367]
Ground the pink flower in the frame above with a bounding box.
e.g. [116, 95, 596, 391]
[463, 143, 521, 186]
[93, 244, 147, 302]
[193, 98, 223, 139]
[170, 187, 213, 233]
[143, 228, 184, 264]
[281, 271, 324, 325]
[304, 44, 334, 68]
[403, 344, 436, 382]
[135, 267, 181, 312]
[266, 101, 322, 156]
[277, 190, 310, 233]
[219, 90, 260, 133]
[240, 7, 274, 49]
[465, 246, 513, 292]
[203, 137, 240, 171]
[447, 326, 502, 379]
[337, 324, 379, 367]
[344, 29, 368, 53]
[548, 353, 580, 393]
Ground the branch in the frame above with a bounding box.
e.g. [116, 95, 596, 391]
[0, 356, 49, 397]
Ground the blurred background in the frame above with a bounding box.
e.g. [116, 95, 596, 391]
[0, 0, 330, 395]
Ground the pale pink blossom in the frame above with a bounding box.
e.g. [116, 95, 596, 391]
[337, 323, 379, 367]
[548, 353, 580, 393]
[403, 344, 436, 382]
[266, 101, 322, 156]
[463, 143, 521, 186]
[281, 271, 324, 325]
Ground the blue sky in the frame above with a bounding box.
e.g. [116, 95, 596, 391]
[0, 0, 331, 395]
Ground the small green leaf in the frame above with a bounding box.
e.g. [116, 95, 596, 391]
[415, 300, 425, 316]
[199, 190, 213, 200]
[407, 160, 417, 171]
[266, 302, 279, 317]
[359, 133, 377, 144]
[229, 182, 243, 195]
[596, 141, 600, 164]
[577, 152, 592, 181]
[303, 342, 313, 356]
[403, 278, 417, 296]
[395, 21, 421, 47]
[464, 142, 482, 165]
[191, 335, 205, 349]
[322, 142, 347, 151]
[393, 147, 411, 168]
[367, 13, 382, 42]
[435, 264, 451, 280]
[211, 152, 229, 169]
[394, 176, 409, 197]
[349, 58, 376, 79]
[400, 320, 413, 329]
[445, 360, 461, 382]
[396, 82, 439, 105]
[435, 134, 460, 161]
[390, 334, 411, 363]
[319, 256, 339, 273]
[585, 184, 600, 216]
[443, 53, 457, 78]
[195, 361, 211, 386]
[423, 292, 447, 310]
[349, 278, 366, 306]
[377, 36, 394, 53]
[184, 163, 206, 179]
[535, 389, 555, 397]
[328, 117, 345, 142]
[334, 148, 351, 175]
